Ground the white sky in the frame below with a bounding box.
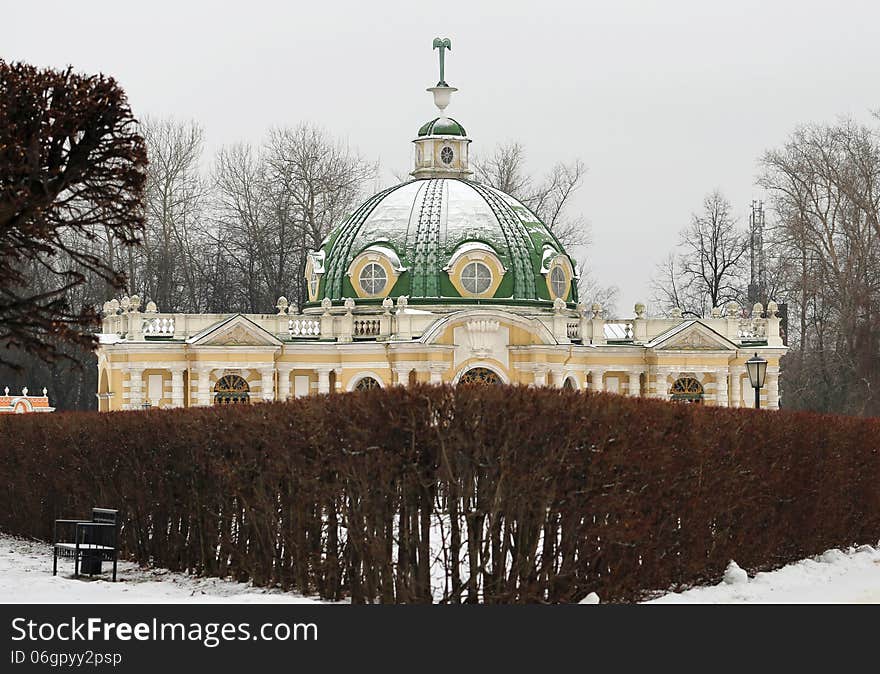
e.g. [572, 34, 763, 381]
[4, 0, 879, 313]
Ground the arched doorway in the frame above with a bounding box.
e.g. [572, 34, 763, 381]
[214, 375, 250, 405]
[458, 367, 503, 385]
[670, 376, 704, 403]
[563, 376, 577, 390]
[354, 376, 381, 391]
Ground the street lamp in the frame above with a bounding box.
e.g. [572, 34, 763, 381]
[745, 353, 768, 409]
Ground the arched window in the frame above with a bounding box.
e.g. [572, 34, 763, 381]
[408, 369, 418, 387]
[214, 375, 250, 405]
[354, 376, 381, 391]
[563, 377, 577, 390]
[458, 367, 502, 385]
[670, 377, 704, 403]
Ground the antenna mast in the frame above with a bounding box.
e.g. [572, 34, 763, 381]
[748, 199, 766, 305]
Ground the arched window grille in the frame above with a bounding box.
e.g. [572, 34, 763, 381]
[214, 375, 250, 405]
[670, 377, 704, 403]
[458, 367, 502, 385]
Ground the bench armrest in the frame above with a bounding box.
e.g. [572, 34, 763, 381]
[75, 522, 118, 547]
[54, 519, 89, 543]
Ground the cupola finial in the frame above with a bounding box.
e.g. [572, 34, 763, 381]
[428, 37, 457, 117]
[432, 37, 452, 87]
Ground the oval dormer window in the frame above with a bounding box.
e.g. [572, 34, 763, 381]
[461, 261, 492, 294]
[359, 262, 387, 296]
[550, 266, 567, 299]
[441, 146, 454, 165]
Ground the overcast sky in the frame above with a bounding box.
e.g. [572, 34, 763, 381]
[4, 0, 879, 313]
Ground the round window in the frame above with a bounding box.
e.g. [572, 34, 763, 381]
[359, 262, 387, 295]
[441, 146, 454, 165]
[550, 265, 567, 299]
[461, 261, 492, 294]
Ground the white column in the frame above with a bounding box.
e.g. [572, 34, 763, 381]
[533, 367, 548, 387]
[170, 368, 185, 408]
[429, 364, 445, 385]
[729, 366, 745, 407]
[316, 367, 331, 394]
[628, 371, 641, 397]
[196, 368, 213, 407]
[128, 367, 144, 409]
[589, 368, 606, 392]
[550, 368, 565, 388]
[646, 368, 662, 399]
[261, 367, 275, 402]
[393, 367, 409, 386]
[277, 366, 293, 401]
[766, 369, 780, 410]
[715, 369, 729, 407]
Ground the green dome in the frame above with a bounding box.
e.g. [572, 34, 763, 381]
[313, 178, 577, 306]
[418, 117, 467, 137]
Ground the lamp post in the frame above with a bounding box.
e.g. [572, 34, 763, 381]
[745, 353, 768, 409]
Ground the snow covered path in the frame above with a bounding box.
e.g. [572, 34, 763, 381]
[1, 533, 878, 603]
[0, 534, 325, 604]
[648, 544, 880, 603]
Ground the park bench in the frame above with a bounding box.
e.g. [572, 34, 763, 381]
[53, 508, 119, 581]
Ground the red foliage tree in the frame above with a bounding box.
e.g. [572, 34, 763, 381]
[0, 60, 147, 365]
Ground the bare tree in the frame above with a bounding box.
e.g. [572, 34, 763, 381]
[473, 141, 589, 249]
[760, 119, 880, 414]
[263, 124, 376, 308]
[651, 191, 747, 316]
[473, 141, 618, 307]
[136, 117, 207, 312]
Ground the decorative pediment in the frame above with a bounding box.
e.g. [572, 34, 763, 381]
[652, 322, 736, 352]
[187, 315, 283, 347]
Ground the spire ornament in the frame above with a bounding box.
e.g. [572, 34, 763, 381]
[427, 37, 457, 117]
[432, 37, 452, 87]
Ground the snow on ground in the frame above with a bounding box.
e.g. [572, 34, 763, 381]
[648, 544, 880, 603]
[2, 532, 879, 603]
[0, 534, 326, 604]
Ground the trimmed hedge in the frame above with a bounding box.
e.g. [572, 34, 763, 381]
[1, 385, 879, 603]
